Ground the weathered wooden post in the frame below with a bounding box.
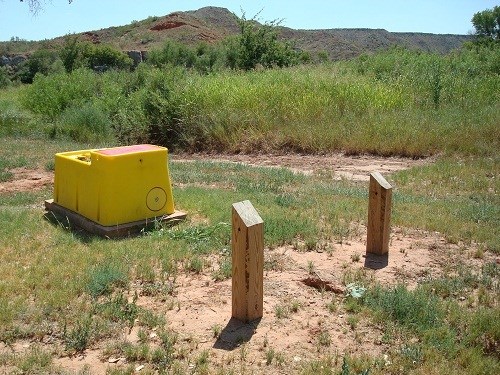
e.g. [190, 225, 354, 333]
[366, 172, 392, 255]
[231, 200, 264, 323]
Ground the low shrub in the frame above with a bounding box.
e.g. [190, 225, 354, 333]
[56, 102, 112, 142]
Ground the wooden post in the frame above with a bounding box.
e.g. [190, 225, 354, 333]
[232, 200, 264, 323]
[366, 172, 392, 255]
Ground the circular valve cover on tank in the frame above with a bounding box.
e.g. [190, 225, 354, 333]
[146, 187, 167, 211]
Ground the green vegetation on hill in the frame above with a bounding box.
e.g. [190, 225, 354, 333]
[4, 41, 497, 157]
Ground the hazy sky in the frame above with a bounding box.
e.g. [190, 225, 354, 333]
[0, 0, 498, 42]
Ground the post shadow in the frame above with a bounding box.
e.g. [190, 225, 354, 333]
[364, 252, 389, 270]
[213, 317, 262, 351]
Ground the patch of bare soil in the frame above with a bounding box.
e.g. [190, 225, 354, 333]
[0, 153, 429, 194]
[0, 167, 53, 193]
[173, 152, 432, 181]
[41, 228, 492, 374]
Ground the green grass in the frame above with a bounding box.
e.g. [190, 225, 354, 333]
[5, 45, 498, 157]
[361, 282, 499, 375]
[392, 156, 500, 253]
[86, 262, 129, 298]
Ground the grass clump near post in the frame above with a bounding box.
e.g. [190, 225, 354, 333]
[365, 284, 444, 331]
[363, 283, 500, 374]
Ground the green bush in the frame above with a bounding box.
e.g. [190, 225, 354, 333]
[0, 66, 11, 88]
[147, 40, 224, 74]
[22, 68, 97, 119]
[56, 102, 112, 142]
[234, 15, 299, 70]
[87, 44, 133, 71]
[110, 66, 187, 148]
[59, 37, 133, 73]
[16, 48, 63, 84]
[147, 40, 197, 68]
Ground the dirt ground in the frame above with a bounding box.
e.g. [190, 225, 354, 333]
[48, 226, 491, 374]
[0, 152, 430, 193]
[172, 152, 432, 181]
[0, 167, 53, 194]
[2, 152, 493, 374]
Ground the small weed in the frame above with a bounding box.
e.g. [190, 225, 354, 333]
[195, 349, 210, 372]
[265, 348, 275, 365]
[64, 316, 93, 353]
[307, 260, 316, 275]
[161, 258, 178, 280]
[239, 344, 247, 361]
[141, 281, 176, 298]
[96, 293, 138, 327]
[212, 256, 232, 281]
[344, 298, 362, 313]
[351, 252, 360, 262]
[264, 252, 285, 272]
[158, 329, 177, 356]
[400, 343, 423, 365]
[123, 342, 150, 362]
[87, 263, 128, 298]
[305, 238, 317, 251]
[44, 159, 55, 172]
[136, 263, 156, 284]
[275, 351, 286, 366]
[107, 366, 135, 375]
[318, 330, 331, 347]
[212, 324, 222, 339]
[327, 297, 337, 313]
[186, 256, 204, 274]
[477, 285, 493, 307]
[290, 300, 301, 313]
[301, 355, 336, 374]
[137, 328, 148, 344]
[16, 346, 53, 373]
[326, 245, 335, 257]
[0, 169, 13, 182]
[167, 222, 229, 248]
[332, 222, 351, 244]
[263, 335, 269, 348]
[347, 315, 359, 330]
[473, 247, 484, 259]
[365, 285, 444, 331]
[274, 305, 289, 319]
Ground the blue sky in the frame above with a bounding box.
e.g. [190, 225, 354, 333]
[0, 0, 498, 42]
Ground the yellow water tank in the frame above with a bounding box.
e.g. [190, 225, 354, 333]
[54, 144, 175, 226]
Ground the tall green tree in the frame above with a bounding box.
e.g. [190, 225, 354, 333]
[235, 14, 299, 70]
[471, 6, 500, 40]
